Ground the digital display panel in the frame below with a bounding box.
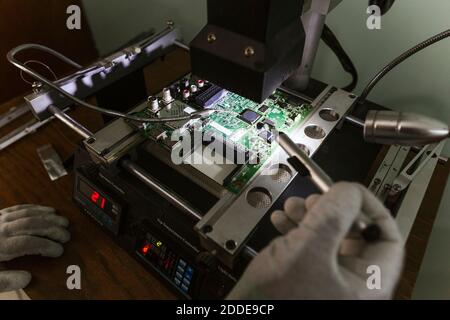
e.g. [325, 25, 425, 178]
[78, 179, 119, 220]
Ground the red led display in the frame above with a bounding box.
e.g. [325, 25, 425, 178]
[142, 243, 153, 255]
[78, 179, 119, 222]
[90, 191, 108, 210]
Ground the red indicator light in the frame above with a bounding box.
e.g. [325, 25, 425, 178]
[142, 243, 152, 255]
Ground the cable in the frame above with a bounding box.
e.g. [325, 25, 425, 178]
[20, 60, 58, 85]
[359, 29, 450, 103]
[321, 24, 359, 92]
[7, 44, 229, 123]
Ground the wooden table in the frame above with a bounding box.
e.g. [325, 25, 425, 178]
[0, 48, 448, 299]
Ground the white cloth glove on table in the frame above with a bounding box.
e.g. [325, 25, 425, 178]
[0, 205, 70, 292]
[228, 182, 404, 300]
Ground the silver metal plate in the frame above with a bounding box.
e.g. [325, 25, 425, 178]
[84, 104, 146, 164]
[37, 144, 68, 181]
[195, 86, 358, 265]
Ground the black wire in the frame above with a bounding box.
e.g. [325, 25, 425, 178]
[321, 24, 359, 92]
[358, 29, 450, 104]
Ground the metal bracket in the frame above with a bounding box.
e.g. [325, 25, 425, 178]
[0, 107, 70, 152]
[369, 145, 410, 201]
[390, 142, 445, 196]
[22, 27, 181, 121]
[195, 86, 357, 267]
[0, 104, 29, 130]
[285, 0, 340, 91]
[1, 27, 181, 153]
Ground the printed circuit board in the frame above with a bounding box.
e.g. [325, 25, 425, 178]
[129, 75, 314, 194]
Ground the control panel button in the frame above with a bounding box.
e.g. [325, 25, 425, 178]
[186, 266, 194, 276]
[177, 265, 185, 274]
[181, 284, 189, 292]
[184, 272, 193, 281]
[178, 259, 187, 268]
[183, 278, 191, 287]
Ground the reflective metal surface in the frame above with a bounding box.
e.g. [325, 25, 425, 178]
[37, 144, 68, 181]
[364, 110, 449, 146]
[195, 86, 357, 266]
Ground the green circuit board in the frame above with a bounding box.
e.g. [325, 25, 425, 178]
[129, 77, 314, 194]
[205, 91, 313, 193]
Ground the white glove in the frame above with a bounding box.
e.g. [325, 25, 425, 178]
[228, 182, 404, 300]
[0, 205, 70, 292]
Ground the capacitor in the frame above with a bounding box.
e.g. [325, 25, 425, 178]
[148, 96, 160, 111]
[162, 88, 173, 104]
[197, 79, 205, 88]
[190, 85, 198, 93]
[182, 89, 191, 100]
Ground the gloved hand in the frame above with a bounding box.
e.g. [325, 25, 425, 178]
[228, 182, 404, 300]
[0, 205, 70, 292]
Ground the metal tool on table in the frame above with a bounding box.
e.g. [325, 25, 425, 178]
[275, 131, 382, 242]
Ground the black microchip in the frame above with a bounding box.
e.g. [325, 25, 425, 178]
[239, 109, 261, 125]
[279, 102, 288, 109]
[195, 84, 226, 108]
[259, 105, 269, 113]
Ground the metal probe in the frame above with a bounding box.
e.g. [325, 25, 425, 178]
[275, 131, 381, 242]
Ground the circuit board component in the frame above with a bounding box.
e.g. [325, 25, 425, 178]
[129, 75, 314, 194]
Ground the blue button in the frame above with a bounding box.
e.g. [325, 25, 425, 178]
[183, 278, 191, 286]
[186, 266, 194, 275]
[181, 284, 189, 292]
[178, 259, 187, 268]
[174, 278, 181, 287]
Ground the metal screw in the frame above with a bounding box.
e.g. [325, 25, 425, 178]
[244, 46, 255, 57]
[370, 178, 381, 191]
[226, 240, 237, 251]
[133, 46, 142, 54]
[207, 33, 217, 43]
[126, 47, 142, 60]
[104, 61, 116, 71]
[166, 20, 175, 28]
[202, 225, 213, 234]
[32, 82, 43, 93]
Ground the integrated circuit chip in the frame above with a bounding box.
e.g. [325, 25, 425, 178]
[259, 105, 269, 113]
[239, 109, 261, 125]
[195, 84, 227, 108]
[131, 74, 315, 194]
